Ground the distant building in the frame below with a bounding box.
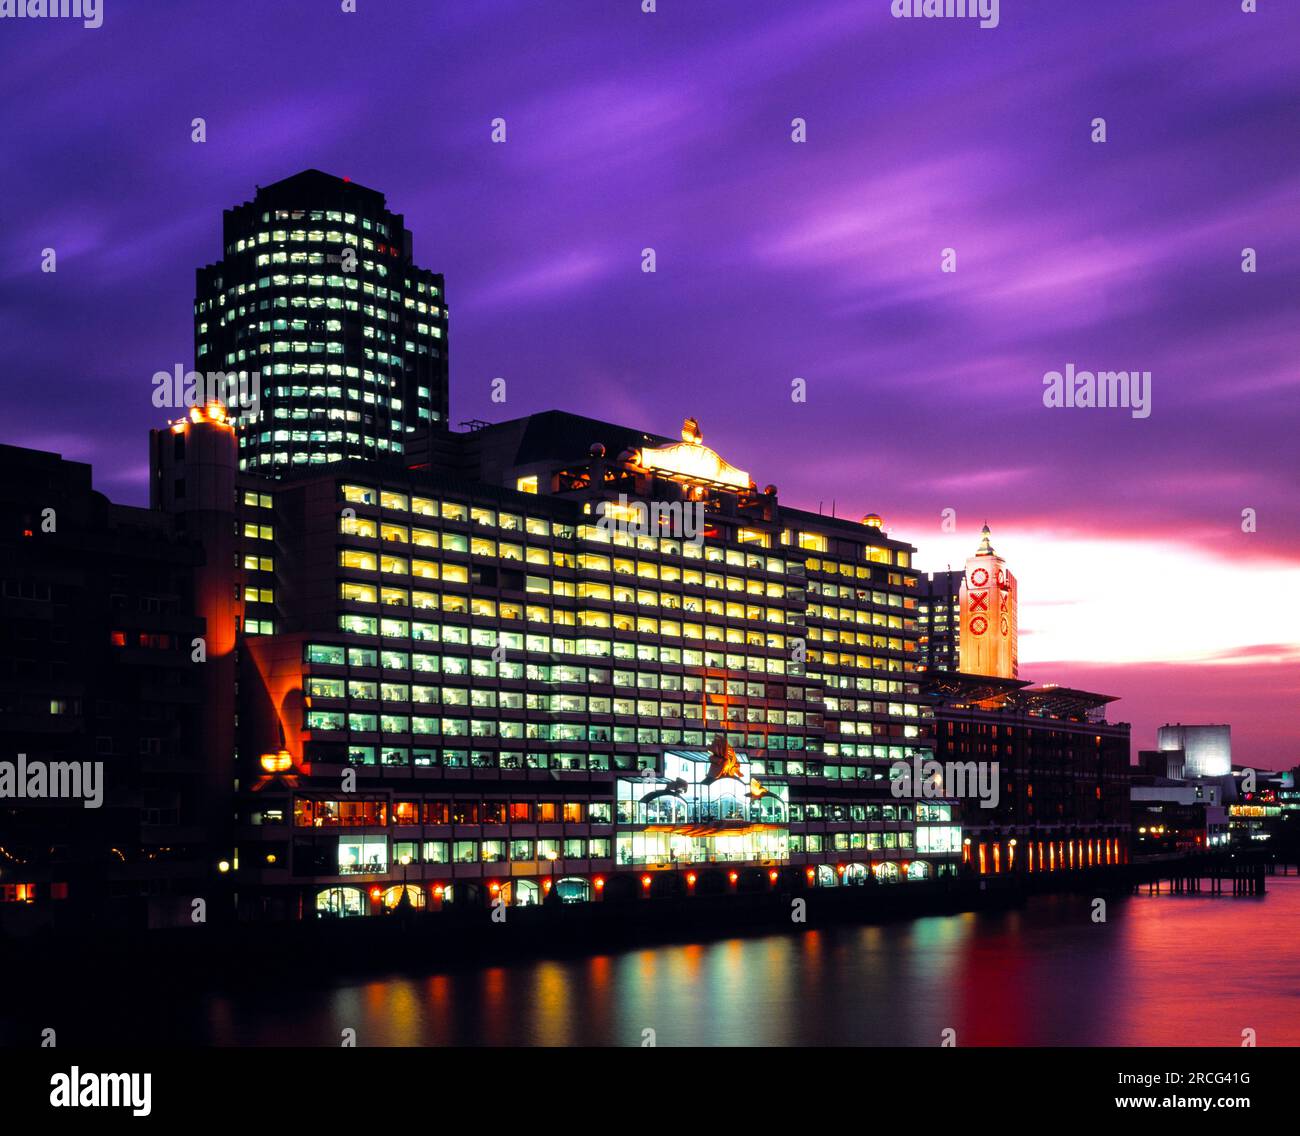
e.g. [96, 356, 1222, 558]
[1228, 766, 1299, 848]
[1130, 765, 1230, 852]
[1158, 723, 1231, 779]
[1129, 739, 1243, 853]
[917, 569, 962, 672]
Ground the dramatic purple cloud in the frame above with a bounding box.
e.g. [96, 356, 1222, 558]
[1, 0, 1296, 761]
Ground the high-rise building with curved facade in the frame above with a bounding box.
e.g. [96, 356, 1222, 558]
[194, 170, 449, 474]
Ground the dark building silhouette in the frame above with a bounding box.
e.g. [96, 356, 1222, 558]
[0, 444, 209, 931]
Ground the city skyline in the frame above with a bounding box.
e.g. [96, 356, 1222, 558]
[1, 1, 1296, 765]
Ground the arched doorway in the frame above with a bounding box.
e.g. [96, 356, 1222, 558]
[505, 879, 541, 906]
[381, 884, 427, 910]
[315, 886, 365, 918]
[555, 876, 591, 903]
[873, 862, 900, 884]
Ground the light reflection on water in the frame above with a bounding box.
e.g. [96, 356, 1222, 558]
[197, 879, 1300, 1046]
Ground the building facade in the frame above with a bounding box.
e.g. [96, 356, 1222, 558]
[0, 444, 209, 932]
[148, 407, 963, 918]
[194, 170, 449, 474]
[917, 568, 962, 672]
[1158, 723, 1232, 779]
[927, 674, 1131, 875]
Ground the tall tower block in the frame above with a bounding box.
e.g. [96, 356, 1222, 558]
[958, 524, 1018, 678]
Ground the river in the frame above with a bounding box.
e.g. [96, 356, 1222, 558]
[150, 875, 1300, 1047]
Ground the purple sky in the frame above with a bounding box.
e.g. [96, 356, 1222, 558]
[1, 1, 1296, 763]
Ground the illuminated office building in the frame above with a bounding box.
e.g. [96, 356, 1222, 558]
[150, 408, 960, 917]
[194, 170, 449, 474]
[917, 569, 962, 672]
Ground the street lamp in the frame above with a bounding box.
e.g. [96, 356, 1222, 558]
[545, 848, 559, 904]
[397, 853, 413, 911]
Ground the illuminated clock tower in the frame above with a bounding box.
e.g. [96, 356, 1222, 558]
[958, 524, 1018, 678]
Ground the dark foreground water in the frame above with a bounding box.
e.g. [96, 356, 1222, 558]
[18, 878, 1300, 1046]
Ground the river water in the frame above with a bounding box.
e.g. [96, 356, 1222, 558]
[164, 876, 1300, 1047]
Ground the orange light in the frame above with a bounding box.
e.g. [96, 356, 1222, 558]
[489, 882, 500, 893]
[836, 864, 845, 875]
[189, 400, 228, 425]
[805, 867, 815, 880]
[728, 871, 739, 884]
[433, 885, 445, 898]
[686, 872, 697, 886]
[259, 749, 292, 774]
[641, 875, 652, 889]
[594, 877, 605, 890]
[768, 870, 778, 883]
[369, 887, 382, 900]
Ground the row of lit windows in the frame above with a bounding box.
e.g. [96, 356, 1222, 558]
[302, 645, 916, 709]
[270, 386, 400, 407]
[340, 838, 610, 865]
[811, 580, 917, 606]
[806, 548, 913, 572]
[808, 607, 912, 632]
[342, 485, 563, 532]
[340, 485, 805, 578]
[807, 627, 911, 652]
[300, 796, 933, 828]
[330, 616, 917, 678]
[303, 711, 823, 748]
[339, 545, 796, 602]
[791, 832, 913, 852]
[338, 589, 795, 642]
[341, 581, 794, 620]
[302, 746, 929, 775]
[296, 798, 604, 826]
[577, 523, 793, 573]
[810, 598, 912, 621]
[303, 679, 918, 731]
[305, 678, 820, 723]
[249, 445, 401, 468]
[219, 296, 399, 328]
[305, 643, 828, 694]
